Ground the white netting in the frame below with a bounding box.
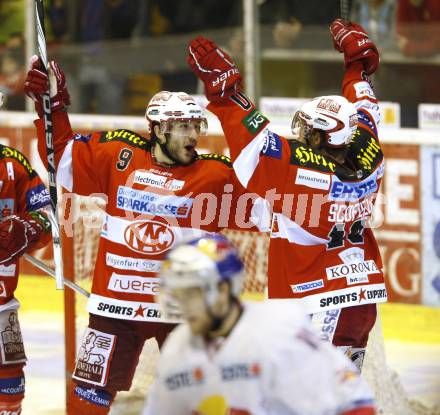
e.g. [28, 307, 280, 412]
[67, 195, 439, 415]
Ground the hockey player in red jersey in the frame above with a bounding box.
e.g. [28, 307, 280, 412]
[24, 58, 256, 414]
[187, 20, 384, 372]
[143, 234, 376, 415]
[0, 93, 52, 414]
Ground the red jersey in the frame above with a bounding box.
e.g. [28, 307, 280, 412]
[208, 62, 387, 313]
[0, 145, 51, 306]
[35, 112, 254, 322]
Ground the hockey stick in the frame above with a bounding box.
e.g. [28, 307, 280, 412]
[35, 0, 64, 290]
[340, 0, 350, 22]
[24, 254, 90, 298]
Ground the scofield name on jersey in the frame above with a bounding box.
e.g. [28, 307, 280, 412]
[116, 186, 193, 217]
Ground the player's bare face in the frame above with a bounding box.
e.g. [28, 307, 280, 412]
[172, 287, 213, 335]
[166, 122, 200, 165]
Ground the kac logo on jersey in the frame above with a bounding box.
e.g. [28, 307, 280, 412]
[124, 219, 175, 255]
[25, 184, 50, 210]
[261, 131, 282, 159]
[329, 178, 377, 202]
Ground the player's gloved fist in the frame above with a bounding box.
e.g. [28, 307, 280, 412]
[329, 19, 379, 75]
[24, 55, 70, 117]
[187, 36, 242, 103]
[0, 211, 51, 265]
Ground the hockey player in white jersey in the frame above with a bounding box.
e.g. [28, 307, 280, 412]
[143, 234, 375, 415]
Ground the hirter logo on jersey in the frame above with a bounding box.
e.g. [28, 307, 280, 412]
[124, 219, 175, 255]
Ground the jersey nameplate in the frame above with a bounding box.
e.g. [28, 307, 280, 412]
[99, 129, 150, 150]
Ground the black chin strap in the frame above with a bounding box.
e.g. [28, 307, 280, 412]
[158, 134, 182, 165]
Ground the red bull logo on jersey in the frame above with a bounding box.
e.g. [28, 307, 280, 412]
[124, 219, 175, 255]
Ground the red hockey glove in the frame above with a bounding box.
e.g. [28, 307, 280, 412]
[187, 36, 242, 103]
[330, 19, 379, 75]
[24, 55, 70, 117]
[0, 211, 51, 265]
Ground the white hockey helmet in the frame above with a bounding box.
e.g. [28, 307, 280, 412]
[145, 91, 208, 136]
[292, 95, 358, 147]
[160, 235, 244, 311]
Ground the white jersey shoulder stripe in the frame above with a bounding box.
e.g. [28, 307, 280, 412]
[57, 139, 74, 191]
[232, 127, 269, 188]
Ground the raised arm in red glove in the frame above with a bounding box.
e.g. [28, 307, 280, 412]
[0, 211, 51, 266]
[187, 36, 242, 103]
[23, 55, 70, 117]
[330, 19, 379, 75]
